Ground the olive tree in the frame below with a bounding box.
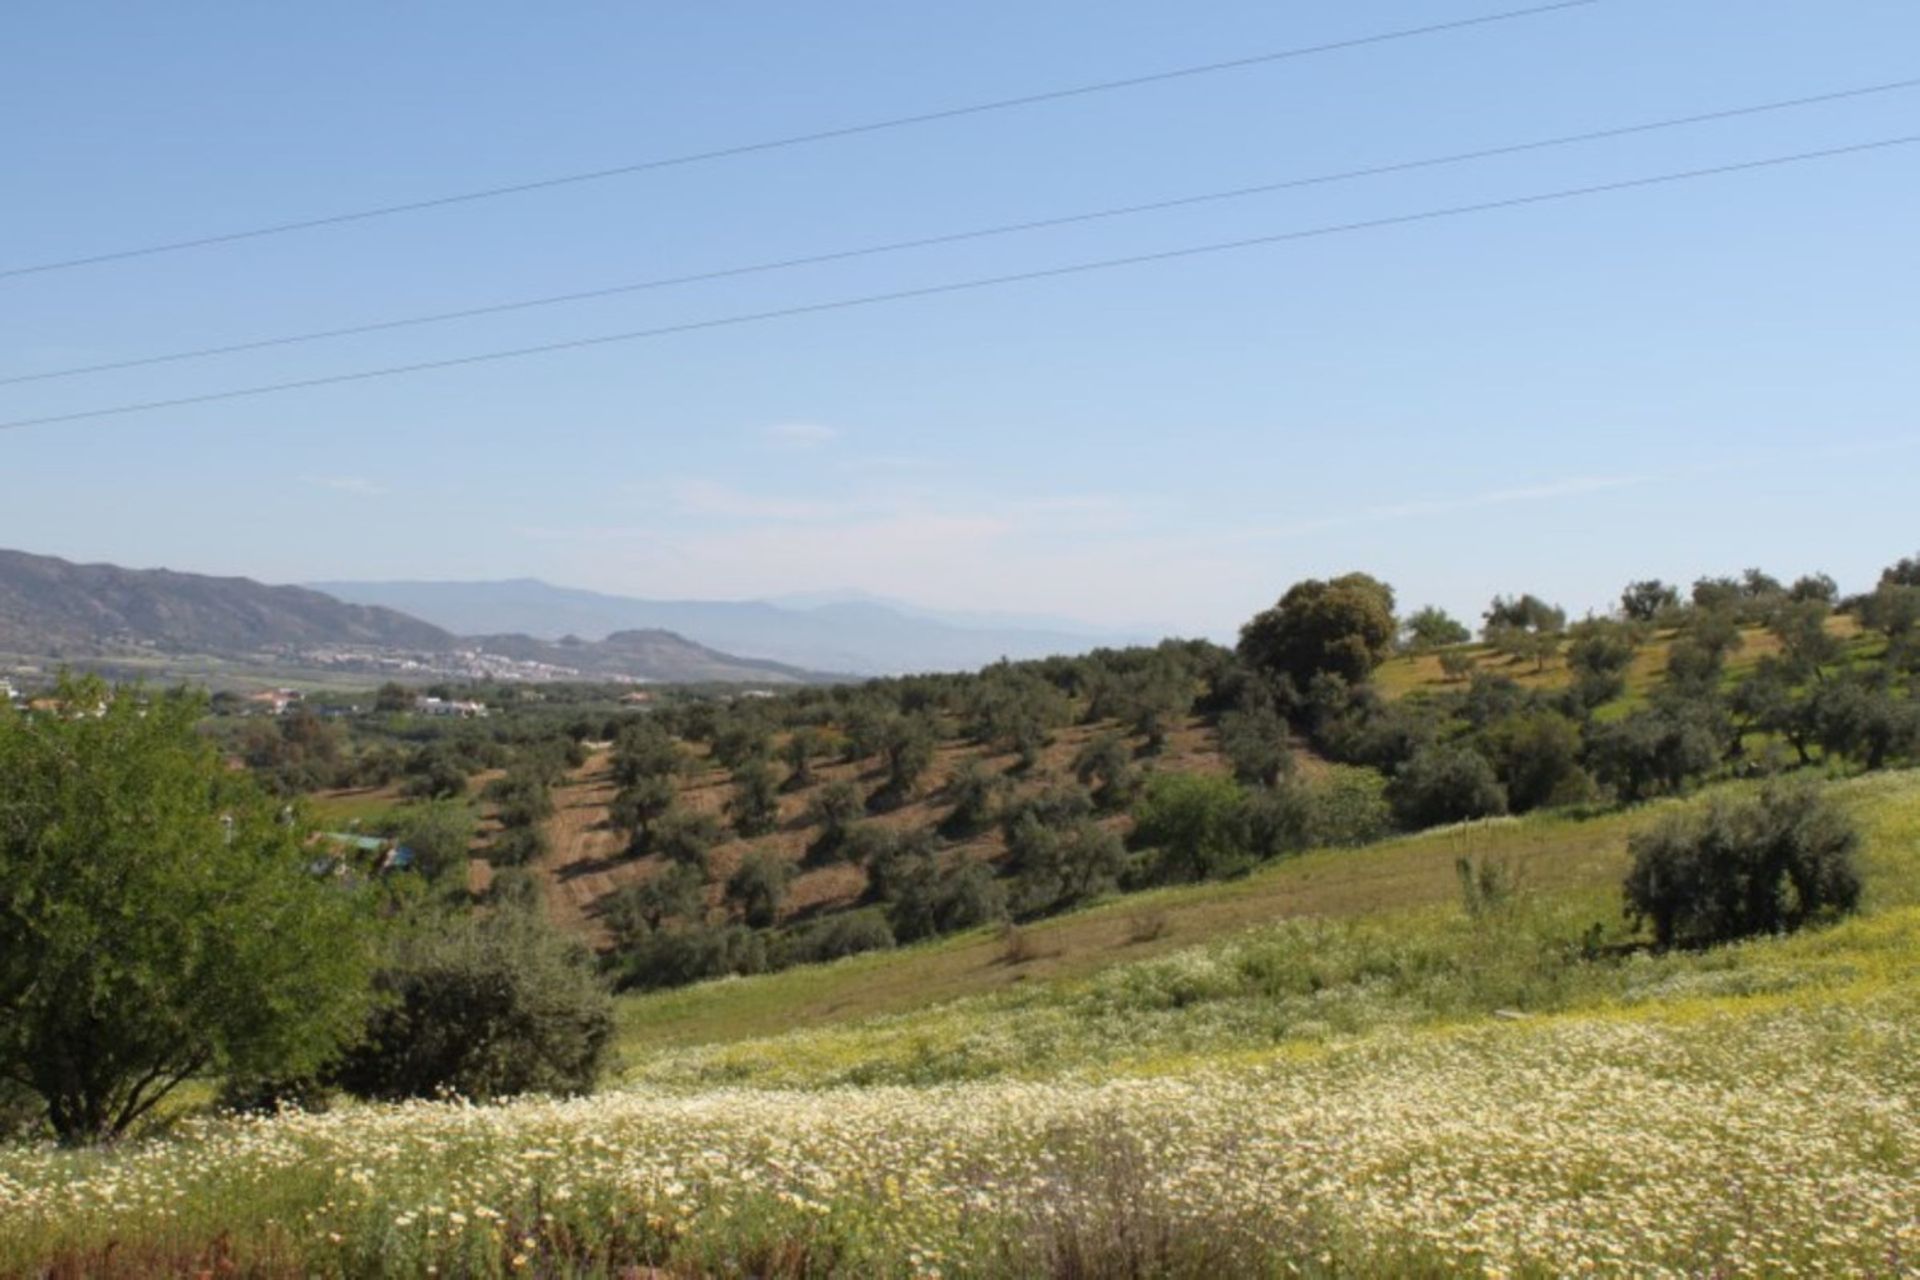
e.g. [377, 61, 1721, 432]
[1624, 784, 1860, 947]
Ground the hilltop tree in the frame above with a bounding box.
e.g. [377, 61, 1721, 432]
[1565, 617, 1638, 708]
[1401, 606, 1471, 652]
[1620, 579, 1681, 624]
[0, 678, 375, 1143]
[1238, 573, 1397, 690]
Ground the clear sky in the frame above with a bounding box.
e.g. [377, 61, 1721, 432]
[4, 1, 1917, 639]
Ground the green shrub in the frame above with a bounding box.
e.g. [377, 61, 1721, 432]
[1388, 745, 1508, 830]
[332, 907, 612, 1102]
[781, 909, 897, 964]
[886, 855, 1008, 942]
[1130, 772, 1252, 884]
[1623, 784, 1862, 947]
[1304, 765, 1393, 847]
[613, 923, 768, 992]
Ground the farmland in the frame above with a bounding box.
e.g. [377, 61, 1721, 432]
[5, 767, 1919, 1276]
[7, 566, 1920, 1276]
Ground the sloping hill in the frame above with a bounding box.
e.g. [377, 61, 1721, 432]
[0, 548, 454, 654]
[0, 548, 837, 685]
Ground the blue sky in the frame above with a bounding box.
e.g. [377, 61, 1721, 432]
[4, 1, 1917, 639]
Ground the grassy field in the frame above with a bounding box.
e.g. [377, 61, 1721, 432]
[6, 766, 1918, 1276]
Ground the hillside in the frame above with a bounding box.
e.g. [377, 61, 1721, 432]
[310, 576, 1145, 675]
[530, 713, 1237, 951]
[0, 548, 835, 686]
[16, 766, 1918, 1275]
[0, 548, 453, 655]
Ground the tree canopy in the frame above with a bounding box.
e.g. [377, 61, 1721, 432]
[1237, 573, 1397, 690]
[0, 678, 375, 1143]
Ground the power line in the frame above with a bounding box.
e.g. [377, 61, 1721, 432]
[2, 133, 1910, 435]
[7, 75, 1912, 388]
[0, 1, 1602, 281]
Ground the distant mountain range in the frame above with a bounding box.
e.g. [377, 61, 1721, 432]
[0, 549, 826, 686]
[308, 578, 1148, 675]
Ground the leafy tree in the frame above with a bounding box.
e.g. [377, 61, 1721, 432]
[1386, 744, 1508, 830]
[710, 723, 769, 771]
[1730, 659, 1817, 765]
[1004, 816, 1125, 917]
[1479, 711, 1591, 812]
[1437, 648, 1478, 683]
[1304, 765, 1394, 846]
[403, 745, 468, 800]
[1073, 730, 1141, 810]
[1811, 674, 1920, 770]
[386, 800, 476, 880]
[939, 760, 1003, 837]
[602, 863, 706, 946]
[1691, 576, 1744, 613]
[1788, 572, 1838, 604]
[485, 768, 553, 829]
[725, 851, 793, 928]
[1665, 611, 1745, 695]
[1620, 579, 1681, 623]
[1768, 598, 1841, 681]
[1565, 618, 1638, 708]
[331, 906, 611, 1102]
[486, 823, 549, 868]
[1623, 785, 1860, 947]
[610, 719, 683, 788]
[1584, 704, 1722, 802]
[804, 779, 866, 862]
[610, 777, 680, 861]
[648, 809, 723, 872]
[374, 681, 413, 713]
[1131, 772, 1252, 884]
[780, 727, 822, 791]
[883, 855, 1008, 943]
[871, 715, 938, 809]
[1401, 606, 1470, 652]
[1217, 702, 1293, 787]
[727, 758, 781, 838]
[1238, 573, 1397, 689]
[1884, 553, 1920, 589]
[0, 679, 375, 1143]
[1483, 593, 1566, 638]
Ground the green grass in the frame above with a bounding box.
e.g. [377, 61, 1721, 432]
[613, 767, 1920, 1087]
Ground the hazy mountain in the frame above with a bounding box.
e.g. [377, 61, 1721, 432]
[0, 549, 453, 654]
[309, 578, 1143, 674]
[0, 549, 828, 685]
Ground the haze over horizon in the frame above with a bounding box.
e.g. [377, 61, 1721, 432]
[6, 1, 1918, 635]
